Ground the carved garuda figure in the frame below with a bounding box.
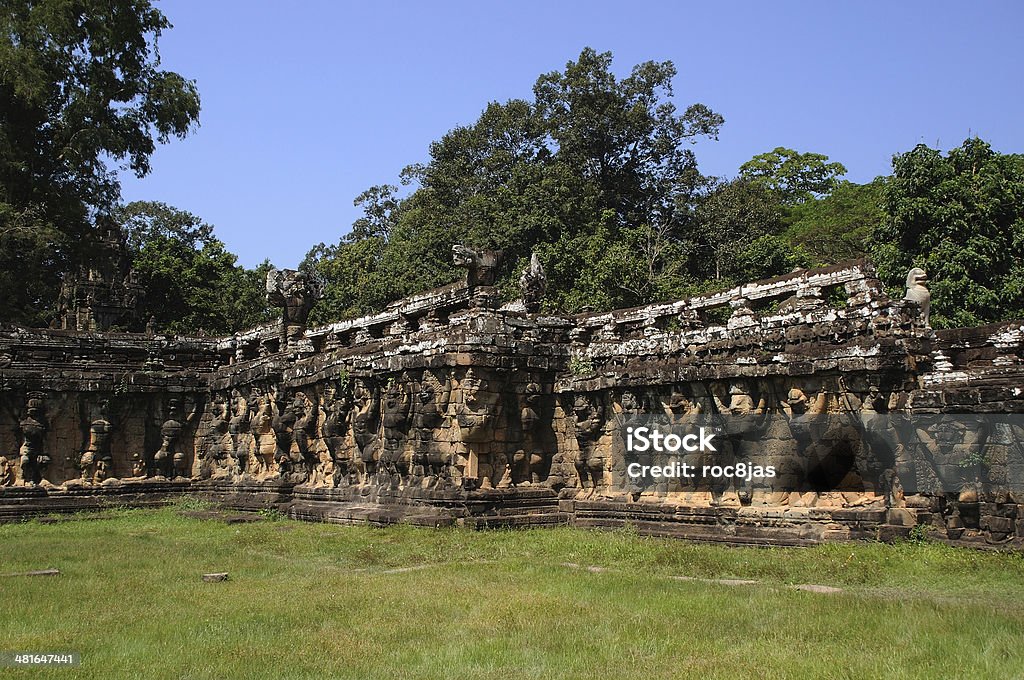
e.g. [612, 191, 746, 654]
[18, 394, 49, 485]
[266, 268, 321, 350]
[411, 370, 452, 480]
[519, 253, 547, 313]
[228, 389, 250, 475]
[514, 381, 548, 485]
[351, 378, 381, 477]
[452, 245, 502, 287]
[154, 398, 187, 478]
[572, 393, 605, 492]
[81, 399, 114, 484]
[200, 393, 232, 479]
[321, 381, 353, 484]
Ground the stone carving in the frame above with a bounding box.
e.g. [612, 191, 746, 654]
[513, 382, 548, 485]
[572, 393, 606, 493]
[17, 395, 49, 486]
[199, 394, 232, 479]
[14, 251, 1024, 545]
[903, 267, 930, 327]
[351, 378, 381, 478]
[292, 391, 317, 474]
[321, 381, 353, 485]
[380, 377, 412, 480]
[153, 398, 190, 479]
[410, 371, 452, 483]
[266, 268, 320, 351]
[519, 253, 547, 313]
[271, 391, 315, 478]
[0, 451, 12, 486]
[248, 386, 277, 477]
[228, 389, 250, 475]
[452, 245, 501, 287]
[55, 221, 144, 332]
[80, 399, 114, 484]
[454, 368, 504, 488]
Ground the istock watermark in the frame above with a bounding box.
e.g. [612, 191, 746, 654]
[622, 420, 775, 488]
[610, 413, 1024, 495]
[626, 425, 718, 453]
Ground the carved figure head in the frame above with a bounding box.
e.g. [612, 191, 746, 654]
[786, 388, 808, 414]
[906, 267, 928, 289]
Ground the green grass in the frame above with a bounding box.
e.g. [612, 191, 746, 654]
[1, 508, 1023, 679]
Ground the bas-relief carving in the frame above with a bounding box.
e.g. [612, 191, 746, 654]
[228, 389, 250, 476]
[321, 380, 353, 486]
[152, 397, 196, 479]
[248, 386, 277, 478]
[513, 381, 549, 485]
[454, 368, 505, 488]
[380, 376, 412, 481]
[410, 370, 452, 484]
[17, 395, 49, 486]
[352, 377, 381, 478]
[0, 374, 1011, 523]
[272, 390, 317, 479]
[6, 254, 1024, 544]
[571, 392, 606, 495]
[79, 399, 114, 485]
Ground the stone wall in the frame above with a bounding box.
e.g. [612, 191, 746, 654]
[2, 255, 1023, 546]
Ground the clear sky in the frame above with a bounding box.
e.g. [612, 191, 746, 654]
[118, 0, 1024, 269]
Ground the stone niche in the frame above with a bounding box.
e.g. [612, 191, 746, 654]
[3, 255, 1024, 547]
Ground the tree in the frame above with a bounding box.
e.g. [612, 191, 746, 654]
[116, 201, 272, 334]
[739, 147, 847, 204]
[784, 178, 885, 266]
[308, 48, 724, 318]
[533, 48, 722, 229]
[869, 138, 1024, 328]
[687, 178, 789, 283]
[0, 0, 200, 324]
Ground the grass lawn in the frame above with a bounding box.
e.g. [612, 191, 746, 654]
[1, 502, 1023, 679]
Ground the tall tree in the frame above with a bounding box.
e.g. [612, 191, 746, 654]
[739, 147, 847, 204]
[687, 178, 789, 283]
[784, 178, 885, 266]
[308, 48, 724, 318]
[869, 138, 1024, 328]
[0, 0, 200, 324]
[117, 201, 272, 334]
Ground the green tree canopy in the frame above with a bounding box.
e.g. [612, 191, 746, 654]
[784, 178, 885, 266]
[116, 201, 272, 334]
[305, 48, 724, 319]
[0, 0, 200, 324]
[739, 147, 847, 204]
[869, 138, 1024, 328]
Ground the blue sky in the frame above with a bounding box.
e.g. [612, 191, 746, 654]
[118, 0, 1024, 269]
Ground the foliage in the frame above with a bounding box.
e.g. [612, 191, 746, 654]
[906, 523, 933, 543]
[784, 178, 886, 266]
[257, 506, 285, 521]
[306, 48, 724, 318]
[0, 0, 200, 325]
[739, 147, 848, 204]
[685, 177, 789, 284]
[568, 351, 594, 376]
[168, 494, 213, 511]
[869, 138, 1024, 328]
[117, 201, 273, 334]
